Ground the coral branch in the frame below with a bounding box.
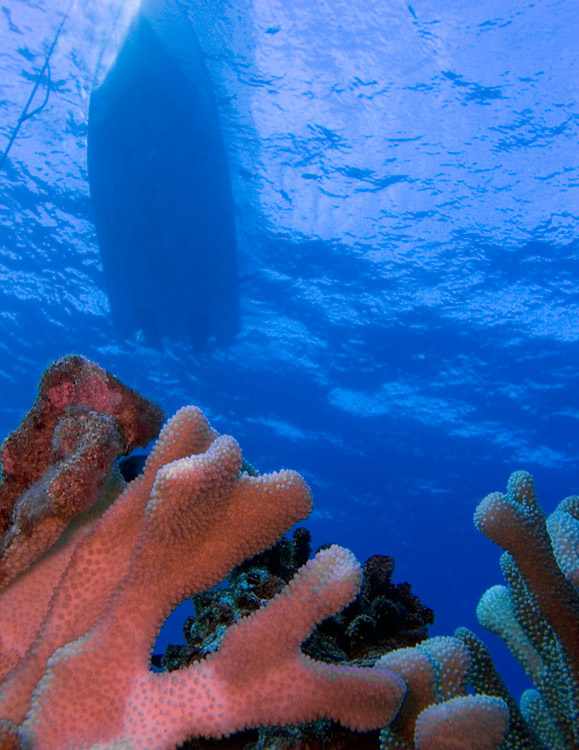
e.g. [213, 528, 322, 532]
[42, 546, 405, 749]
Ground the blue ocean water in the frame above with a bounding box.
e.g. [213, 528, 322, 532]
[0, 0, 578, 707]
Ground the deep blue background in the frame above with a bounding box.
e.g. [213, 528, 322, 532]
[1, 0, 579, 703]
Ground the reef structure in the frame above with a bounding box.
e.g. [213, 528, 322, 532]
[1, 357, 575, 750]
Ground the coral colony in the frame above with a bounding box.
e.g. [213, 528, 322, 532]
[0, 357, 577, 749]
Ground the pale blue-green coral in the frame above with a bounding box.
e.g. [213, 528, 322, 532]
[379, 470, 579, 750]
[475, 471, 579, 749]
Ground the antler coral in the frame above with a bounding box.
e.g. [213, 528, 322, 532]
[0, 360, 407, 749]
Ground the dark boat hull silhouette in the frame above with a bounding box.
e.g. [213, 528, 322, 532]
[88, 0, 238, 348]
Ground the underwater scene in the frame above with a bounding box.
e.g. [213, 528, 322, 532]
[0, 0, 578, 747]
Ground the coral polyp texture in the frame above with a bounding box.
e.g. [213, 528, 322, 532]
[0, 359, 410, 749]
[474, 471, 579, 749]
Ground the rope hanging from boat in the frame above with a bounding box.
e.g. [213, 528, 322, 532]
[0, 0, 76, 172]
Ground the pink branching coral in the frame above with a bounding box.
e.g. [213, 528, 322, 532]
[0, 361, 407, 749]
